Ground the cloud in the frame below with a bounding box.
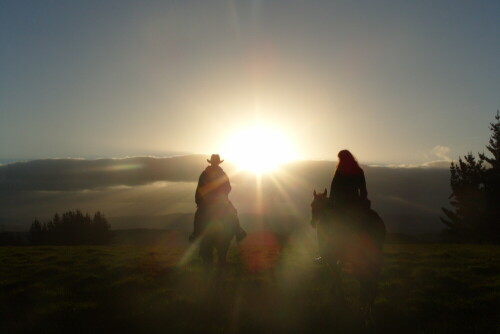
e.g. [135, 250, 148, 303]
[383, 161, 450, 168]
[0, 155, 452, 233]
[420, 160, 452, 168]
[430, 145, 451, 161]
[398, 146, 452, 169]
[0, 155, 207, 191]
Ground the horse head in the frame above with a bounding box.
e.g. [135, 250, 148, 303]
[311, 188, 328, 227]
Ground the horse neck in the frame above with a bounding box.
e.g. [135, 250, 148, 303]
[320, 205, 332, 222]
[314, 199, 331, 222]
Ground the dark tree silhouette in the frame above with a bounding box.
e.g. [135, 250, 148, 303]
[29, 210, 111, 245]
[441, 111, 500, 242]
[441, 154, 487, 241]
[29, 219, 44, 245]
[0, 231, 27, 246]
[479, 111, 500, 241]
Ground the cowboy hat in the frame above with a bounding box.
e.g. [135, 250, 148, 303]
[207, 154, 224, 165]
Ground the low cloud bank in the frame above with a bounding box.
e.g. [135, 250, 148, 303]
[0, 156, 451, 233]
[0, 155, 206, 191]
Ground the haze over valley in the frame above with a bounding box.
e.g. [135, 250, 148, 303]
[0, 155, 450, 234]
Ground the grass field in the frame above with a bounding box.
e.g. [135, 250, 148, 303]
[1, 232, 499, 333]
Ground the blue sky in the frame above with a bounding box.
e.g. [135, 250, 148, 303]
[1, 0, 499, 164]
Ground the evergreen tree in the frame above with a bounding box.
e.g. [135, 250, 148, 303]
[479, 111, 500, 169]
[441, 154, 487, 241]
[92, 211, 111, 244]
[479, 111, 500, 241]
[28, 210, 111, 245]
[29, 219, 44, 244]
[441, 112, 500, 242]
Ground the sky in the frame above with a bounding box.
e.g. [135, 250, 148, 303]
[1, 0, 499, 165]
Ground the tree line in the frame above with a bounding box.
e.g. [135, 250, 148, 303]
[441, 111, 500, 243]
[29, 210, 111, 245]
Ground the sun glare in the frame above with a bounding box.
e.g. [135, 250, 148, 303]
[222, 124, 297, 174]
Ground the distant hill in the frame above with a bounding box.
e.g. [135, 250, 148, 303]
[1, 216, 439, 246]
[108, 213, 439, 246]
[0, 155, 451, 233]
[109, 212, 305, 236]
[109, 213, 194, 231]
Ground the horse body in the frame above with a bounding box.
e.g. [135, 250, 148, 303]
[198, 202, 238, 266]
[311, 189, 386, 315]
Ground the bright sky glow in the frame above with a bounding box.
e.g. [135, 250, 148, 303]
[222, 124, 297, 174]
[0, 2, 499, 164]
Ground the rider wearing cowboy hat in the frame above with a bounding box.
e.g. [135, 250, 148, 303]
[190, 154, 247, 242]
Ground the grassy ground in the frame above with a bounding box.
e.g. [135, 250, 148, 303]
[1, 234, 499, 333]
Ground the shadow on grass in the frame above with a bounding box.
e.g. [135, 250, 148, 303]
[0, 244, 498, 333]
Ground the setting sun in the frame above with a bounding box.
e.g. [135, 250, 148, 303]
[222, 124, 297, 174]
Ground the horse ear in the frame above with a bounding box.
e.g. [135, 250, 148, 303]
[323, 188, 327, 196]
[313, 190, 317, 197]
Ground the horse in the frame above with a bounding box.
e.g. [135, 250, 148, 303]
[198, 201, 239, 267]
[310, 189, 386, 319]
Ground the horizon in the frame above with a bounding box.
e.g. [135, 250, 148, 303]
[0, 153, 454, 169]
[1, 155, 452, 234]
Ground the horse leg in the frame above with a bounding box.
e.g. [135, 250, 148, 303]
[359, 276, 377, 324]
[199, 235, 214, 266]
[316, 226, 328, 261]
[216, 237, 231, 267]
[328, 239, 348, 307]
[367, 278, 378, 309]
[327, 261, 347, 308]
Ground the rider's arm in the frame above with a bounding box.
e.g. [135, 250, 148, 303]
[195, 173, 205, 206]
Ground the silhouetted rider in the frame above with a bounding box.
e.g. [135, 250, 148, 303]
[189, 154, 246, 242]
[330, 150, 369, 210]
[315, 149, 370, 264]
